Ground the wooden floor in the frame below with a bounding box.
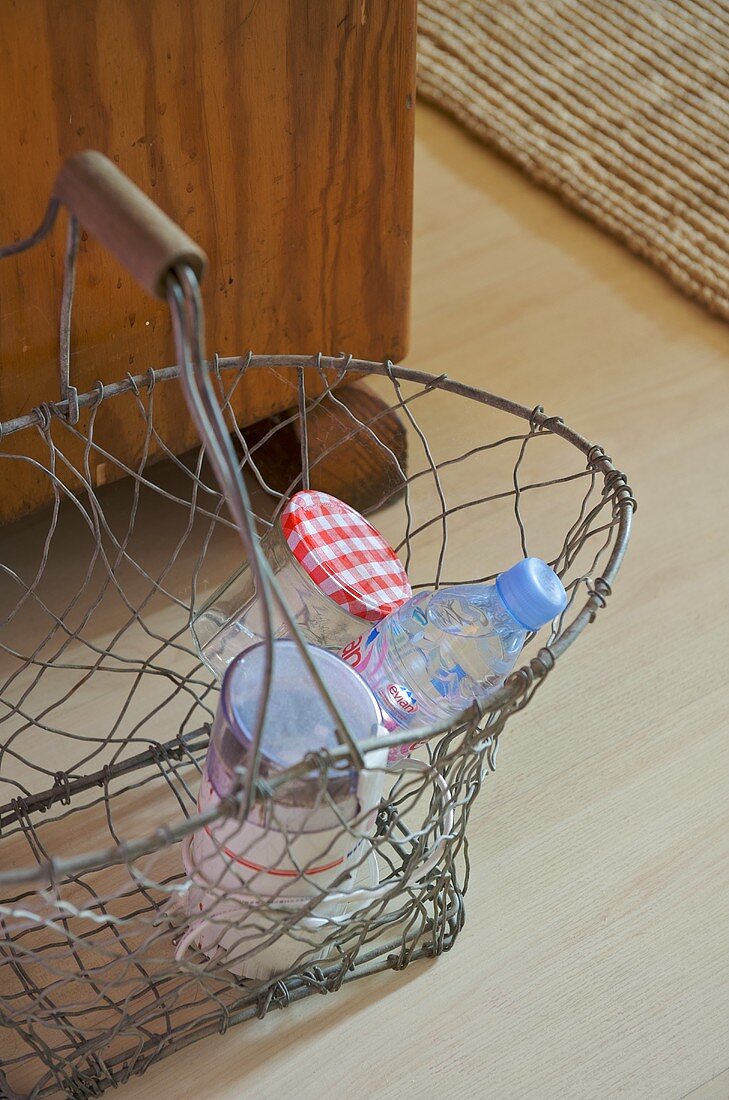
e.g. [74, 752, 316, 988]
[49, 107, 729, 1097]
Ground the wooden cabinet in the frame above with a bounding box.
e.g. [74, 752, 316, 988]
[0, 0, 416, 521]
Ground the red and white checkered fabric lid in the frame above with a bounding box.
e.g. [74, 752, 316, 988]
[280, 491, 411, 623]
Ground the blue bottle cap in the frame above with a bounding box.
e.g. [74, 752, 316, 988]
[495, 558, 567, 631]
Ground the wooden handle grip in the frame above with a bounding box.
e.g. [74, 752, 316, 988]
[54, 150, 207, 298]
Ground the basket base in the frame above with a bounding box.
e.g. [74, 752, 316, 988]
[0, 734, 467, 1098]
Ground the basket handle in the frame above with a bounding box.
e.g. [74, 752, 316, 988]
[53, 151, 368, 795]
[54, 150, 208, 298]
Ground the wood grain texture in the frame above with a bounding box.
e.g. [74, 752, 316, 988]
[0, 0, 415, 521]
[54, 150, 208, 298]
[103, 107, 728, 1099]
[683, 1069, 729, 1100]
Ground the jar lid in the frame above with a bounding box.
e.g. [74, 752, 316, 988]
[212, 640, 385, 805]
[280, 491, 411, 623]
[224, 641, 382, 768]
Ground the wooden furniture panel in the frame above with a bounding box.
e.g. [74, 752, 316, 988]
[0, 0, 416, 522]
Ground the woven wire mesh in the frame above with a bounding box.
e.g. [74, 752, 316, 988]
[0, 202, 633, 1099]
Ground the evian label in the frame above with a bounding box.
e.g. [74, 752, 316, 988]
[385, 682, 418, 716]
[339, 634, 420, 761]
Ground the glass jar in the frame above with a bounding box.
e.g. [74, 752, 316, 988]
[192, 490, 411, 679]
[187, 640, 388, 901]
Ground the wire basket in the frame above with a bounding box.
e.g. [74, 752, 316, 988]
[0, 154, 634, 1099]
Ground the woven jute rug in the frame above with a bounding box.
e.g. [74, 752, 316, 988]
[418, 0, 729, 322]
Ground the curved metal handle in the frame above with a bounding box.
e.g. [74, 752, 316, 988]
[54, 150, 207, 298]
[14, 153, 368, 816]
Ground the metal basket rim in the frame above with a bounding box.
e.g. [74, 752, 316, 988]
[0, 354, 634, 888]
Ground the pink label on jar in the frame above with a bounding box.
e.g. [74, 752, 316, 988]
[339, 630, 384, 679]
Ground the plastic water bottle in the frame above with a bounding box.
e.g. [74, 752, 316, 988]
[339, 558, 567, 756]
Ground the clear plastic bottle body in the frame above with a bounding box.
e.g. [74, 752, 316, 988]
[340, 583, 527, 730]
[192, 520, 371, 679]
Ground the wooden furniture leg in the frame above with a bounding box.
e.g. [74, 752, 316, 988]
[243, 383, 408, 514]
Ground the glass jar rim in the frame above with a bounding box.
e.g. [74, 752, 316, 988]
[219, 639, 382, 772]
